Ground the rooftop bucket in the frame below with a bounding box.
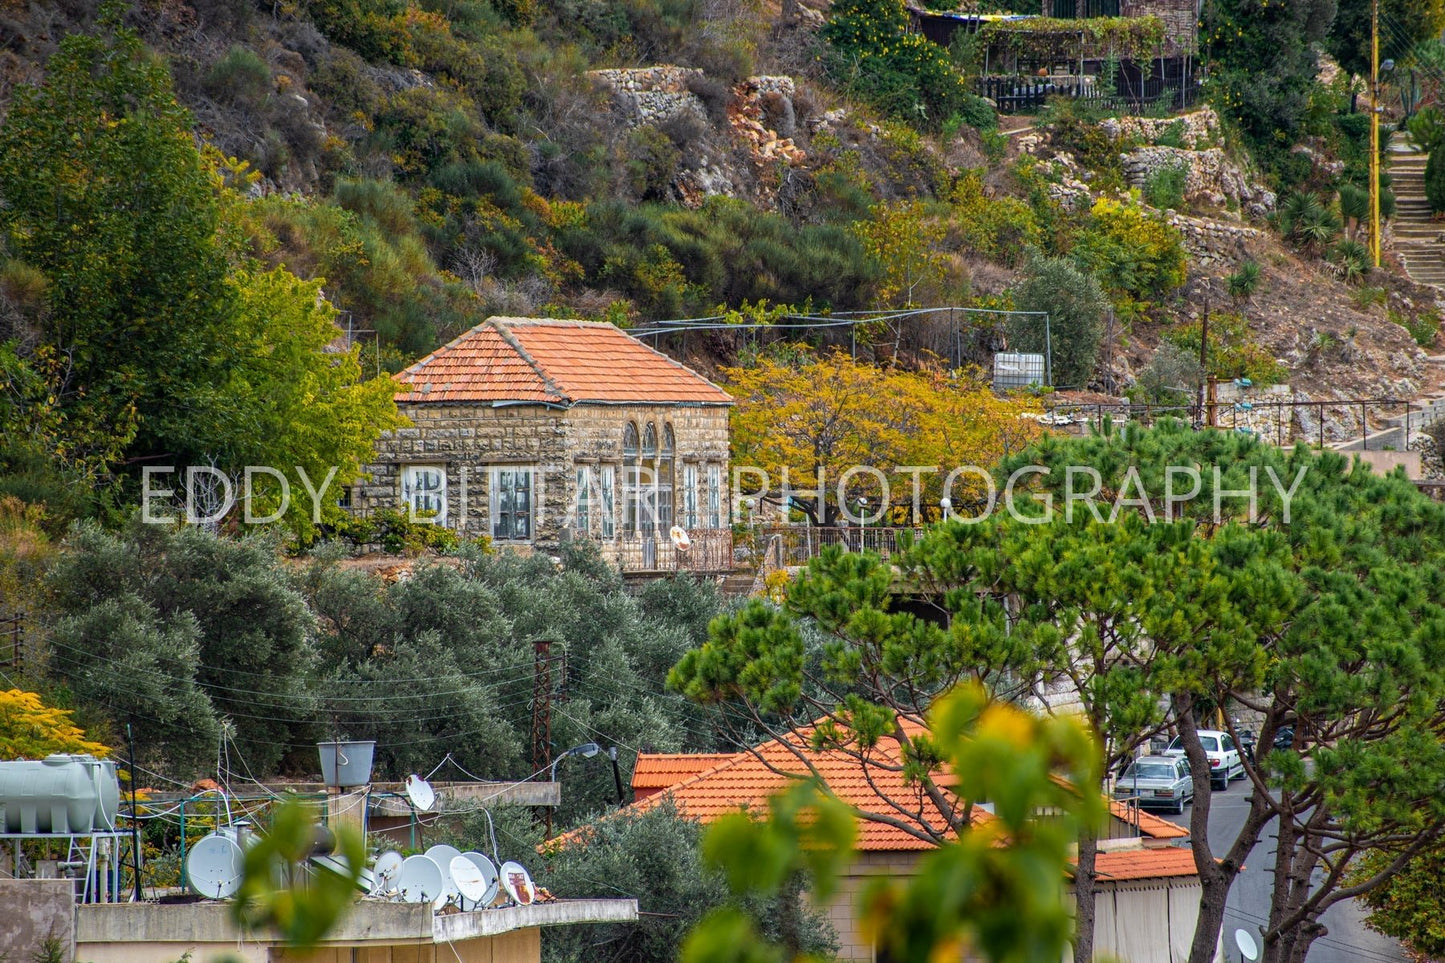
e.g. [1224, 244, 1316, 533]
[318, 740, 375, 788]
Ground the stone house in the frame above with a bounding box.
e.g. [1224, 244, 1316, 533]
[355, 317, 734, 573]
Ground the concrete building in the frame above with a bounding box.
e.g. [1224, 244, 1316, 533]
[356, 318, 734, 574]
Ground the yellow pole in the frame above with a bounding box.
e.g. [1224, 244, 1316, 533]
[1371, 0, 1381, 268]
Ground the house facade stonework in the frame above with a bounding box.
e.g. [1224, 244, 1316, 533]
[356, 318, 733, 573]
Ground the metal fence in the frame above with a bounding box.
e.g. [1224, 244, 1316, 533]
[586, 528, 734, 575]
[975, 75, 1200, 114]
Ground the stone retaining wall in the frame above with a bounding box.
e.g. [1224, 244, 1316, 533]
[589, 65, 708, 129]
[1123, 145, 1275, 216]
[1165, 212, 1262, 267]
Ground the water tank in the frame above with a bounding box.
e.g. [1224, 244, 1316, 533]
[993, 352, 1046, 390]
[318, 741, 375, 788]
[0, 754, 118, 834]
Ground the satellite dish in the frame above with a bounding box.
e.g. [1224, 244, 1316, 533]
[187, 832, 245, 899]
[451, 855, 489, 907]
[406, 773, 436, 811]
[670, 525, 691, 549]
[500, 860, 536, 906]
[371, 851, 404, 895]
[310, 852, 369, 892]
[1235, 929, 1260, 962]
[426, 844, 464, 902]
[463, 851, 499, 908]
[398, 854, 444, 904]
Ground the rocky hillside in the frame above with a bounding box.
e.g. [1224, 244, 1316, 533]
[1, 0, 1441, 447]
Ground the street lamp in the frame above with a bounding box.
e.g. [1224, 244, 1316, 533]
[544, 742, 600, 840]
[940, 497, 952, 522]
[549, 742, 600, 782]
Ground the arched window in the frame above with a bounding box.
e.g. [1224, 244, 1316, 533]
[642, 423, 658, 458]
[657, 425, 675, 531]
[624, 422, 641, 535]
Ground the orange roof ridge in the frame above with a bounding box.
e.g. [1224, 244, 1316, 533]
[488, 318, 566, 400]
[1089, 846, 1199, 882]
[393, 317, 732, 405]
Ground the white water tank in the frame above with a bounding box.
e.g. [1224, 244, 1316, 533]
[0, 754, 119, 835]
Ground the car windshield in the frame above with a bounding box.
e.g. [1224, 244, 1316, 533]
[1125, 762, 1177, 780]
[1168, 735, 1221, 752]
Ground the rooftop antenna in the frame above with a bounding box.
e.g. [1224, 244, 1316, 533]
[1235, 929, 1260, 962]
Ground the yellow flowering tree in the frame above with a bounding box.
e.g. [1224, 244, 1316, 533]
[0, 688, 110, 760]
[724, 349, 1041, 524]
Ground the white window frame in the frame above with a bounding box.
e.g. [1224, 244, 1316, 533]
[707, 463, 721, 529]
[575, 466, 591, 535]
[601, 465, 616, 539]
[490, 467, 535, 542]
[401, 464, 447, 524]
[683, 464, 699, 529]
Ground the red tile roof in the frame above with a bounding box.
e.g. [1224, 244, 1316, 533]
[394, 318, 733, 405]
[1092, 846, 1200, 882]
[632, 753, 737, 801]
[608, 734, 981, 853]
[1107, 800, 1191, 841]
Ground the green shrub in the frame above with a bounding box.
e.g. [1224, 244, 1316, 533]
[1393, 308, 1442, 347]
[1409, 106, 1445, 154]
[1273, 191, 1342, 251]
[1331, 238, 1371, 284]
[1427, 145, 1445, 213]
[958, 93, 997, 132]
[1143, 160, 1187, 211]
[821, 0, 970, 130]
[1009, 256, 1109, 389]
[1163, 312, 1285, 384]
[204, 46, 271, 106]
[1130, 341, 1202, 407]
[950, 170, 1041, 265]
[1226, 260, 1262, 298]
[1069, 195, 1187, 314]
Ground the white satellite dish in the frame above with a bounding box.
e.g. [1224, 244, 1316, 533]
[187, 832, 245, 899]
[500, 860, 536, 906]
[1235, 929, 1260, 962]
[398, 854, 445, 904]
[426, 844, 464, 903]
[669, 525, 691, 549]
[371, 851, 404, 895]
[463, 851, 499, 908]
[451, 855, 489, 907]
[406, 773, 436, 812]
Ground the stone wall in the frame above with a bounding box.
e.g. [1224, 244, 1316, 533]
[1100, 107, 1220, 148]
[1122, 145, 1276, 217]
[358, 401, 731, 552]
[1165, 212, 1263, 268]
[1120, 0, 1198, 54]
[588, 66, 708, 130]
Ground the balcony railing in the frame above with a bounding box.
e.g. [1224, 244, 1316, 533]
[578, 528, 735, 574]
[752, 526, 927, 566]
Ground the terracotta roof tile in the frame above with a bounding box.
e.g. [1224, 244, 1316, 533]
[1092, 846, 1199, 882]
[616, 733, 982, 852]
[633, 754, 737, 792]
[394, 318, 732, 405]
[1107, 800, 1191, 840]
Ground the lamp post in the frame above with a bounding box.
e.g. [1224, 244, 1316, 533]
[857, 496, 869, 552]
[545, 742, 600, 839]
[940, 497, 952, 523]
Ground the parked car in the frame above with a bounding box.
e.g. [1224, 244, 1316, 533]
[1114, 756, 1194, 815]
[1164, 729, 1245, 790]
[1273, 725, 1296, 751]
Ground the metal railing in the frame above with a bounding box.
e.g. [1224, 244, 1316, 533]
[754, 526, 926, 566]
[975, 75, 1200, 114]
[581, 528, 734, 574]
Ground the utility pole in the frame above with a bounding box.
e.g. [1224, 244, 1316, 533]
[530, 639, 554, 838]
[1371, 0, 1382, 267]
[1197, 298, 1211, 428]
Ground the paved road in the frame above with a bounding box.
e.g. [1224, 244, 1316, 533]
[1160, 786, 1404, 963]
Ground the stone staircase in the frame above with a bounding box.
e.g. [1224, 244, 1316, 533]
[1388, 134, 1445, 287]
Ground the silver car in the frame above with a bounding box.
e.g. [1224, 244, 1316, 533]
[1114, 756, 1194, 814]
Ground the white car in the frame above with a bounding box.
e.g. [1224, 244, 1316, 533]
[1164, 730, 1245, 790]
